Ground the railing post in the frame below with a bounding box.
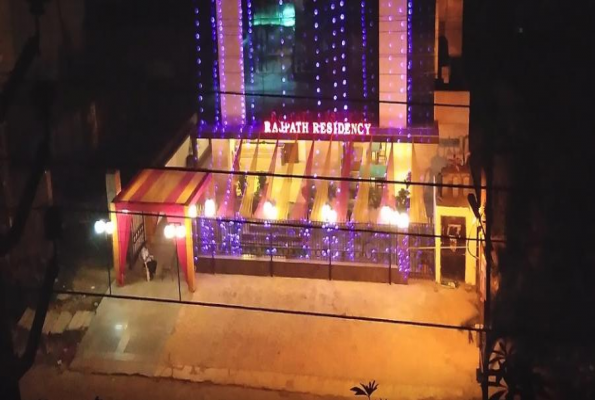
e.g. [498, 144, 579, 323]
[269, 223, 274, 277]
[210, 219, 216, 274]
[388, 232, 392, 285]
[174, 238, 182, 301]
[328, 225, 332, 280]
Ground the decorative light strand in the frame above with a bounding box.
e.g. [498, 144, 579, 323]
[338, 0, 348, 117]
[407, 0, 413, 126]
[360, 0, 368, 122]
[194, 5, 205, 134]
[210, 0, 221, 126]
[216, 0, 227, 128]
[313, 0, 322, 113]
[238, 0, 246, 126]
[246, 0, 256, 124]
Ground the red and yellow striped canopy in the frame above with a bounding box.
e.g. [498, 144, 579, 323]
[113, 169, 210, 215]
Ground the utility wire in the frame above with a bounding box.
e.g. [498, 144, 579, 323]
[1, 163, 509, 192]
[35, 205, 504, 244]
[209, 90, 470, 109]
[51, 289, 487, 333]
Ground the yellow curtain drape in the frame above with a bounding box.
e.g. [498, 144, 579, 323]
[310, 141, 333, 222]
[409, 142, 428, 223]
[254, 140, 280, 218]
[276, 139, 299, 220]
[239, 141, 261, 218]
[351, 140, 373, 223]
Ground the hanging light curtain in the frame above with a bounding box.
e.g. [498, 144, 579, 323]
[310, 141, 334, 222]
[276, 138, 299, 220]
[377, 142, 396, 224]
[409, 142, 428, 223]
[333, 142, 353, 223]
[239, 140, 261, 218]
[217, 140, 243, 217]
[254, 140, 280, 219]
[289, 141, 315, 221]
[351, 138, 374, 224]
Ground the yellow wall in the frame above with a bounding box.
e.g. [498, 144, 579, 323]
[379, 0, 408, 128]
[165, 136, 191, 168]
[434, 91, 470, 163]
[391, 143, 412, 194]
[434, 205, 478, 285]
[216, 0, 245, 125]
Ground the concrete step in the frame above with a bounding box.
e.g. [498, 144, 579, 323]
[17, 308, 35, 330]
[50, 311, 73, 335]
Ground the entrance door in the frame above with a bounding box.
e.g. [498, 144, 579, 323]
[440, 216, 466, 282]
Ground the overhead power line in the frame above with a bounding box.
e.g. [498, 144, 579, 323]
[39, 205, 504, 245]
[52, 289, 487, 333]
[211, 90, 470, 109]
[1, 162, 509, 192]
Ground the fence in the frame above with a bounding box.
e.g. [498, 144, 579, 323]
[194, 218, 436, 281]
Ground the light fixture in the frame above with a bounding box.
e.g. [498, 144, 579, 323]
[104, 221, 115, 235]
[94, 220, 114, 235]
[204, 198, 216, 218]
[380, 205, 394, 224]
[94, 220, 106, 234]
[164, 224, 176, 239]
[175, 225, 186, 239]
[188, 204, 198, 218]
[263, 200, 278, 220]
[395, 212, 410, 229]
[321, 203, 337, 224]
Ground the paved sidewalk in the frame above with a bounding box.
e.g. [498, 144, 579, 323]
[72, 273, 481, 399]
[22, 365, 348, 400]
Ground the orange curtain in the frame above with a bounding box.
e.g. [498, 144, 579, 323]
[290, 141, 315, 221]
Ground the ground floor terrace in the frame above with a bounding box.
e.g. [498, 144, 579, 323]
[108, 137, 478, 292]
[69, 271, 482, 400]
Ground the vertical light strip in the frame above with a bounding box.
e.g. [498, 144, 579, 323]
[407, 0, 413, 126]
[210, 0, 221, 126]
[379, 0, 408, 129]
[279, 0, 287, 120]
[216, 0, 227, 129]
[246, 0, 256, 125]
[330, 1, 338, 113]
[194, 5, 204, 135]
[360, 0, 368, 122]
[338, 0, 348, 117]
[313, 0, 322, 114]
[216, 0, 246, 128]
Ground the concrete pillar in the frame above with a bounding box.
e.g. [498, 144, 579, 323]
[105, 170, 121, 211]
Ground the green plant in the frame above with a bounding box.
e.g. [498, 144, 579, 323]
[350, 380, 380, 399]
[236, 174, 247, 197]
[328, 182, 338, 201]
[368, 186, 382, 209]
[396, 188, 409, 213]
[487, 339, 550, 400]
[257, 175, 267, 193]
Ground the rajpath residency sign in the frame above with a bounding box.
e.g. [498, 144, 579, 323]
[264, 120, 372, 136]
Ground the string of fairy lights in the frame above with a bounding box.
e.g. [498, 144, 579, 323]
[187, 0, 439, 272]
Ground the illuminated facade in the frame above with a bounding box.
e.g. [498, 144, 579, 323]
[109, 0, 477, 290]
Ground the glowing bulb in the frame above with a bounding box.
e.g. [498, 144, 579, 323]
[187, 204, 198, 218]
[321, 204, 337, 223]
[395, 212, 410, 229]
[94, 220, 106, 234]
[380, 206, 393, 224]
[204, 199, 216, 218]
[104, 221, 115, 235]
[175, 225, 186, 239]
[164, 224, 175, 239]
[263, 200, 278, 220]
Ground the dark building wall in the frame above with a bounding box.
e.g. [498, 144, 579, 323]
[408, 0, 436, 126]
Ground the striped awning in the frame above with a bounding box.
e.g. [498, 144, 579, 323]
[113, 169, 210, 215]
